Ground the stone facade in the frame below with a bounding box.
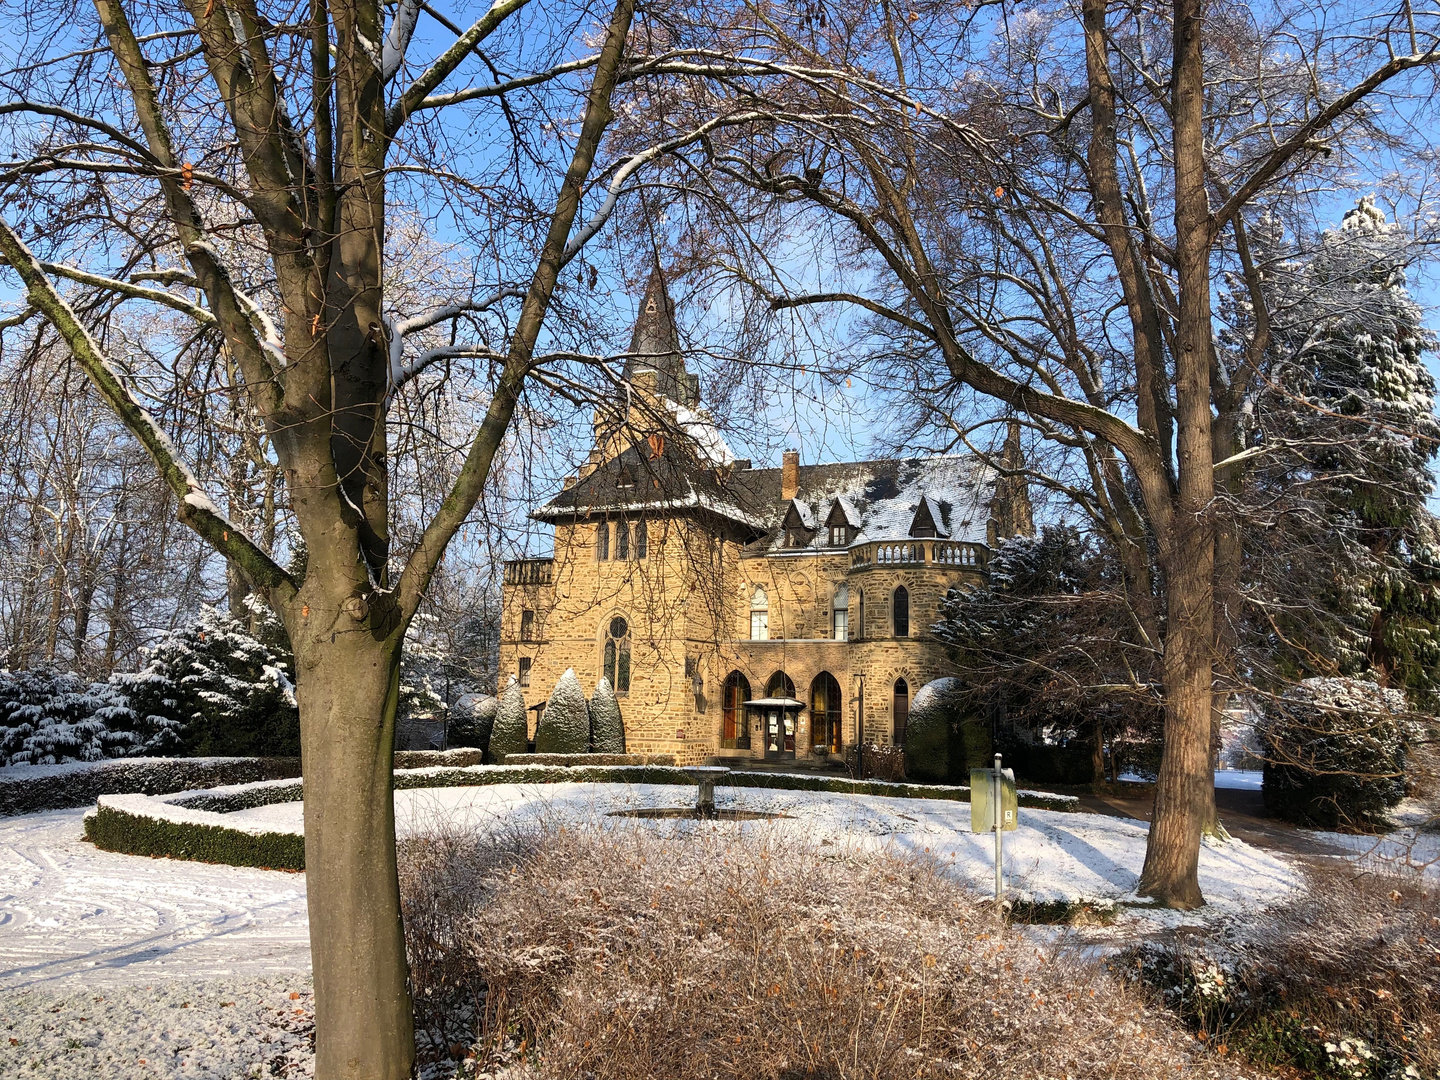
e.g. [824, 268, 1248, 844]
[498, 271, 1030, 766]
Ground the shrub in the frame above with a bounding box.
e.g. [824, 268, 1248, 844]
[588, 676, 625, 753]
[489, 678, 529, 762]
[397, 821, 1248, 1080]
[85, 801, 304, 870]
[0, 668, 142, 766]
[106, 606, 300, 758]
[1259, 677, 1413, 828]
[905, 678, 989, 783]
[535, 669, 588, 755]
[449, 694, 497, 752]
[997, 734, 1099, 785]
[0, 756, 300, 817]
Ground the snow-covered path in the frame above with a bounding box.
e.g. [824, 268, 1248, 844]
[0, 808, 310, 991]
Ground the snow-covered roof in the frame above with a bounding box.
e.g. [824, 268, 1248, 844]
[668, 399, 735, 467]
[788, 499, 815, 529]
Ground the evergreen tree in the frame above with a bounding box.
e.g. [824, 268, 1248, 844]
[450, 694, 497, 752]
[0, 668, 142, 766]
[489, 677, 529, 762]
[1253, 200, 1440, 706]
[106, 606, 299, 757]
[903, 678, 969, 783]
[589, 676, 625, 753]
[536, 668, 590, 755]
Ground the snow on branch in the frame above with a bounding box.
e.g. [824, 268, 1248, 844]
[37, 261, 216, 326]
[383, 288, 524, 397]
[0, 215, 296, 598]
[382, 0, 422, 82]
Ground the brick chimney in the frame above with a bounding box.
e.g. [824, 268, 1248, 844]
[781, 449, 800, 501]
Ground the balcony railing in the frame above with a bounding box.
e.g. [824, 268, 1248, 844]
[850, 540, 987, 571]
[503, 557, 554, 586]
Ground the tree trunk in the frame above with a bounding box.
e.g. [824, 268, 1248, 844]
[1091, 719, 1106, 787]
[294, 618, 412, 1080]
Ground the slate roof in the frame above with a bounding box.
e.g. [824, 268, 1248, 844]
[534, 447, 996, 553]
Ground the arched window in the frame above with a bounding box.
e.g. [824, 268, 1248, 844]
[893, 585, 910, 637]
[635, 519, 648, 559]
[810, 672, 843, 752]
[893, 678, 910, 743]
[831, 584, 849, 641]
[722, 671, 750, 748]
[596, 520, 610, 561]
[766, 671, 795, 700]
[603, 615, 631, 692]
[750, 587, 769, 640]
[616, 518, 630, 560]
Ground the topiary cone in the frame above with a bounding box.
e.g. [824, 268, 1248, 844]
[589, 676, 625, 753]
[536, 668, 590, 755]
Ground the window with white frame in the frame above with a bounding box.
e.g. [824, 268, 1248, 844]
[832, 584, 849, 641]
[749, 587, 769, 640]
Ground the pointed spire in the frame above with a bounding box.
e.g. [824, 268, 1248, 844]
[624, 263, 696, 404]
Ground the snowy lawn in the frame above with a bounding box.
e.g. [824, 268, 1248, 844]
[226, 779, 1300, 911]
[1302, 798, 1440, 880]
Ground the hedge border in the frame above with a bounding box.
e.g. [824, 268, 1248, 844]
[87, 762, 1080, 869]
[0, 756, 301, 817]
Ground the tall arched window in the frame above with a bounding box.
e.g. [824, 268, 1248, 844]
[892, 585, 910, 638]
[595, 520, 610, 561]
[810, 672, 843, 752]
[616, 518, 630, 560]
[893, 678, 910, 743]
[722, 671, 750, 748]
[831, 584, 849, 641]
[635, 519, 648, 559]
[750, 587, 769, 640]
[766, 671, 795, 700]
[857, 589, 865, 640]
[603, 615, 631, 692]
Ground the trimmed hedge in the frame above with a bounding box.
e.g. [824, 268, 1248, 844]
[503, 753, 676, 767]
[85, 802, 304, 871]
[393, 748, 485, 770]
[0, 756, 301, 817]
[722, 770, 1078, 812]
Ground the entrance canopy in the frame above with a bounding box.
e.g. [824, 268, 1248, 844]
[744, 697, 804, 709]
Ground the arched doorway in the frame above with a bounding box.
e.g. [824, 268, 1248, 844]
[810, 672, 843, 753]
[754, 671, 799, 759]
[722, 671, 751, 749]
[893, 678, 910, 744]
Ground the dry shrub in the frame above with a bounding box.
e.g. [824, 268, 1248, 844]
[400, 819, 1250, 1079]
[1132, 862, 1439, 1077]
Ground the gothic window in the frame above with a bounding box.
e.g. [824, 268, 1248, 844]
[767, 671, 796, 700]
[603, 615, 631, 692]
[857, 589, 866, 640]
[617, 519, 631, 560]
[810, 671, 843, 752]
[635, 519, 648, 559]
[520, 609, 534, 642]
[518, 657, 532, 688]
[596, 520, 610, 561]
[722, 671, 751, 747]
[750, 587, 769, 640]
[893, 678, 910, 743]
[893, 585, 910, 637]
[831, 584, 849, 641]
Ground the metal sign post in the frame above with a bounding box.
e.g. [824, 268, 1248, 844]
[971, 753, 1018, 903]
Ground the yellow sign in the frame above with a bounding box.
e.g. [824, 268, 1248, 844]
[970, 766, 1018, 832]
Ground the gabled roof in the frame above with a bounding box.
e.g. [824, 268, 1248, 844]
[827, 496, 862, 529]
[910, 496, 950, 538]
[623, 267, 694, 405]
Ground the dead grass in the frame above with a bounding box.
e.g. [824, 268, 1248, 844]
[399, 819, 1251, 1079]
[1130, 861, 1439, 1077]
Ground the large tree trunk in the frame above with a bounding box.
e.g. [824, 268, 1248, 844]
[1138, 0, 1215, 909]
[294, 614, 412, 1080]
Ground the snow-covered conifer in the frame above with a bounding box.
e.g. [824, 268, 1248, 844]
[904, 678, 966, 783]
[450, 694, 497, 752]
[536, 668, 589, 755]
[489, 677, 529, 761]
[0, 668, 133, 766]
[589, 676, 625, 753]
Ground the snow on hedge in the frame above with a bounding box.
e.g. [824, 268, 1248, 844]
[489, 677, 529, 761]
[589, 675, 625, 753]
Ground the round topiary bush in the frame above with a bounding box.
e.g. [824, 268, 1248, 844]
[1259, 677, 1413, 829]
[589, 676, 625, 754]
[905, 678, 969, 784]
[536, 669, 589, 755]
[450, 694, 497, 753]
[488, 678, 530, 762]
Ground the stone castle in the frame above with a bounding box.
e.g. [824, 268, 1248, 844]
[498, 270, 1033, 766]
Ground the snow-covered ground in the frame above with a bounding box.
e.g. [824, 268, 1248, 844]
[0, 807, 310, 991]
[227, 780, 1300, 910]
[1304, 798, 1440, 880]
[1118, 769, 1263, 790]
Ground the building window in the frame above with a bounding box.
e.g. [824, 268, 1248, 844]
[893, 678, 909, 743]
[832, 584, 849, 641]
[810, 671, 842, 752]
[520, 609, 534, 642]
[829, 523, 848, 547]
[857, 589, 865, 640]
[596, 520, 610, 561]
[616, 519, 630, 560]
[749, 586, 769, 640]
[767, 670, 796, 699]
[722, 671, 751, 747]
[603, 615, 631, 692]
[518, 657, 532, 687]
[893, 585, 910, 638]
[785, 525, 807, 548]
[616, 467, 635, 489]
[635, 519, 648, 559]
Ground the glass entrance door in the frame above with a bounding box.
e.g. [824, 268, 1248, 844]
[765, 708, 796, 759]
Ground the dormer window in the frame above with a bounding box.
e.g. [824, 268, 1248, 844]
[908, 496, 949, 539]
[616, 467, 636, 489]
[829, 523, 849, 547]
[785, 525, 808, 548]
[825, 498, 858, 548]
[781, 501, 813, 549]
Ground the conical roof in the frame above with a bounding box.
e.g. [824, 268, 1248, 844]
[623, 265, 692, 403]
